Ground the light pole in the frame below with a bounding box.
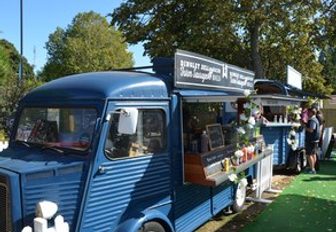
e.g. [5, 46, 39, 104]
[19, 0, 23, 80]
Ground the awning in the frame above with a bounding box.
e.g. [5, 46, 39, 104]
[254, 79, 330, 99]
[252, 94, 307, 106]
[176, 90, 244, 103]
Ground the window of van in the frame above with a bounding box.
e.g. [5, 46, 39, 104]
[105, 109, 166, 159]
[15, 107, 97, 152]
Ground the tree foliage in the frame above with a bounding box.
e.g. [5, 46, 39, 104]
[111, 0, 333, 95]
[40, 11, 134, 81]
[0, 40, 41, 134]
[319, 1, 336, 93]
[0, 45, 11, 86]
[0, 39, 35, 80]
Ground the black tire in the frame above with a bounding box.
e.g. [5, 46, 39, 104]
[294, 152, 302, 173]
[232, 180, 247, 213]
[139, 221, 166, 232]
[295, 161, 301, 174]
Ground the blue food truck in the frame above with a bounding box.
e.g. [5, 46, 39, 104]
[0, 50, 271, 232]
[253, 79, 307, 171]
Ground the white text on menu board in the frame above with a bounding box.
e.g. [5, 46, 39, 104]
[229, 70, 254, 88]
[180, 60, 222, 82]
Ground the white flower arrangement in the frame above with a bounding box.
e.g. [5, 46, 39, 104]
[237, 90, 262, 146]
[0, 141, 9, 152]
[228, 172, 247, 184]
[286, 105, 302, 151]
[292, 122, 301, 128]
[248, 116, 256, 126]
[234, 150, 244, 158]
[237, 127, 246, 135]
[247, 145, 255, 153]
[287, 129, 299, 150]
[228, 173, 238, 182]
[240, 113, 248, 121]
[289, 130, 296, 137]
[244, 89, 251, 97]
[240, 178, 248, 187]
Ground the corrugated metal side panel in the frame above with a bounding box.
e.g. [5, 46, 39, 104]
[299, 129, 305, 148]
[81, 154, 171, 232]
[22, 164, 85, 230]
[174, 184, 211, 232]
[212, 181, 233, 215]
[283, 127, 290, 164]
[262, 127, 282, 165]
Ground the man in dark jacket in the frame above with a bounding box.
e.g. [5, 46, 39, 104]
[304, 108, 320, 174]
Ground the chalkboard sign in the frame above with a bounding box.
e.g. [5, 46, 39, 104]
[206, 123, 225, 150]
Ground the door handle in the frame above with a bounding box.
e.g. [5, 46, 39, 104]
[97, 166, 106, 175]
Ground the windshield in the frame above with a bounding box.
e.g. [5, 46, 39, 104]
[15, 107, 97, 152]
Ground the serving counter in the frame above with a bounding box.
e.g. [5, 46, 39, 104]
[184, 136, 272, 187]
[261, 123, 305, 165]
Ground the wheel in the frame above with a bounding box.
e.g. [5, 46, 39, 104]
[295, 153, 302, 173]
[232, 180, 247, 213]
[295, 161, 301, 173]
[139, 221, 166, 232]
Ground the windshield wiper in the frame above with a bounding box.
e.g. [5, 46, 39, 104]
[15, 140, 31, 148]
[41, 145, 64, 154]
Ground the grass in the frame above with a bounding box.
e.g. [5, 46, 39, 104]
[242, 160, 336, 232]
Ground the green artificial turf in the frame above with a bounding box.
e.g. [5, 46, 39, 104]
[242, 160, 336, 232]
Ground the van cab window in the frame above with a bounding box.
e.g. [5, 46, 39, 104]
[105, 109, 166, 159]
[15, 107, 97, 152]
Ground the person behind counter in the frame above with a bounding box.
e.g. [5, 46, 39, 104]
[254, 107, 269, 125]
[304, 108, 320, 174]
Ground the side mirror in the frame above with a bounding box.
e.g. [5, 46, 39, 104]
[117, 108, 139, 135]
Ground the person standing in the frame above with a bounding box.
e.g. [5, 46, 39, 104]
[304, 108, 320, 174]
[316, 110, 324, 147]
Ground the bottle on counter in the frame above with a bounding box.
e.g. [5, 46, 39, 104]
[200, 130, 209, 153]
[273, 114, 278, 123]
[279, 115, 283, 123]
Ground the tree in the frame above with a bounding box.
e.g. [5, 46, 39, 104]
[0, 44, 11, 86]
[111, 1, 246, 67]
[111, 0, 333, 94]
[40, 11, 134, 81]
[0, 39, 35, 80]
[319, 1, 336, 93]
[0, 40, 41, 135]
[320, 46, 336, 92]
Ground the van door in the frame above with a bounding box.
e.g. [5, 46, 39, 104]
[79, 101, 172, 232]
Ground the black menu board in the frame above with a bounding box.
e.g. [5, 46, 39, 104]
[206, 123, 225, 150]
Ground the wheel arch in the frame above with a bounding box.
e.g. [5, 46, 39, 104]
[114, 209, 174, 232]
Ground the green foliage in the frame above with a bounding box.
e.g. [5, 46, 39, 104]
[111, 0, 333, 95]
[0, 130, 6, 141]
[0, 45, 11, 86]
[0, 39, 35, 79]
[0, 40, 41, 135]
[0, 74, 42, 134]
[111, 1, 244, 66]
[320, 46, 336, 93]
[40, 11, 134, 81]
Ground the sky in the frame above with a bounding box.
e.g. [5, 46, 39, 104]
[0, 0, 151, 72]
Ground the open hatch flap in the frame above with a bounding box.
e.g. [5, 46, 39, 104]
[251, 94, 307, 106]
[177, 89, 244, 103]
